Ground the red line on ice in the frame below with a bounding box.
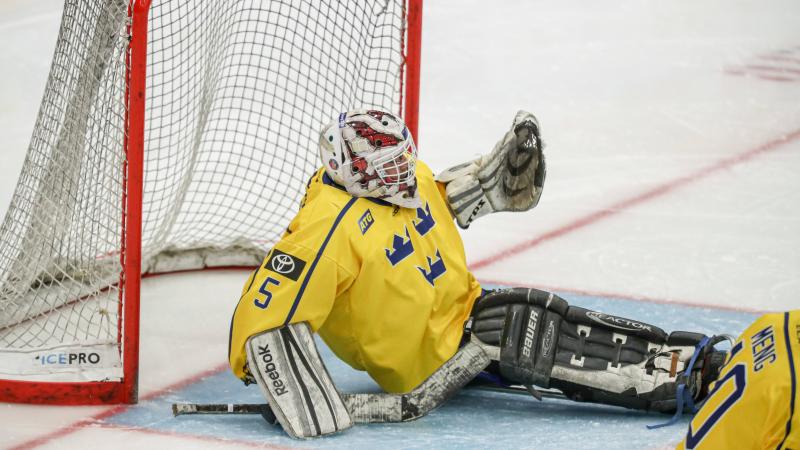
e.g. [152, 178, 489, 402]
[7, 363, 283, 450]
[468, 127, 800, 271]
[96, 422, 295, 449]
[755, 74, 797, 83]
[745, 64, 800, 75]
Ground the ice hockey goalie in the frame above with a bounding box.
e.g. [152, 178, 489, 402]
[228, 109, 731, 439]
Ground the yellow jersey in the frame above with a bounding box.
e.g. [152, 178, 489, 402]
[677, 310, 799, 450]
[228, 161, 483, 393]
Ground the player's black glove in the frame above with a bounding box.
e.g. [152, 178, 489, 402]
[467, 288, 727, 413]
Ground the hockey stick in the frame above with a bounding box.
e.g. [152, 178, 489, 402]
[171, 340, 494, 425]
[172, 403, 272, 415]
[171, 383, 567, 420]
[171, 342, 570, 424]
[173, 402, 278, 423]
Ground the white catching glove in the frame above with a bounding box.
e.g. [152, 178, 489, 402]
[435, 110, 546, 228]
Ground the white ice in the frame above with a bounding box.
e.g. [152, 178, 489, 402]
[1, 0, 799, 449]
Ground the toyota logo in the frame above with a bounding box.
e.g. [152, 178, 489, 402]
[271, 254, 295, 274]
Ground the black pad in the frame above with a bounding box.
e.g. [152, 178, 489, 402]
[468, 288, 726, 413]
[470, 288, 669, 388]
[471, 288, 566, 387]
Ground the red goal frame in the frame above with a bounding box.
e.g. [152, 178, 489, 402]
[0, 0, 422, 405]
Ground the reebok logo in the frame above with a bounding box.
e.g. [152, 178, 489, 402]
[521, 311, 539, 358]
[586, 311, 652, 332]
[258, 344, 287, 396]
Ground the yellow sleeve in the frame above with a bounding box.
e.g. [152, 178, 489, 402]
[228, 197, 358, 381]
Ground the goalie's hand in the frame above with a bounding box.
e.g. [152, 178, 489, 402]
[436, 110, 546, 228]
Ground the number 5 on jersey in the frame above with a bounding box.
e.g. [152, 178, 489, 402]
[254, 277, 280, 309]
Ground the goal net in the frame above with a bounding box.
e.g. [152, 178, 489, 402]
[0, 0, 420, 404]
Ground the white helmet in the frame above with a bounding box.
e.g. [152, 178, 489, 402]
[319, 109, 420, 208]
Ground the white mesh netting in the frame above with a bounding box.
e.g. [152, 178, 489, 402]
[0, 0, 410, 381]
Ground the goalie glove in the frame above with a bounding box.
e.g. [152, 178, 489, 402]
[436, 110, 546, 228]
[467, 288, 728, 414]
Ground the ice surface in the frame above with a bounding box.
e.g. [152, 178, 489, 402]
[1, 0, 799, 448]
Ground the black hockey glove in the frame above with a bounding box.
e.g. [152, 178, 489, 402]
[467, 288, 727, 413]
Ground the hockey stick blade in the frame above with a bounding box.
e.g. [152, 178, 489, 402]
[172, 403, 270, 415]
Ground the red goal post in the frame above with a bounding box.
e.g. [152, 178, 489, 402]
[0, 0, 422, 405]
